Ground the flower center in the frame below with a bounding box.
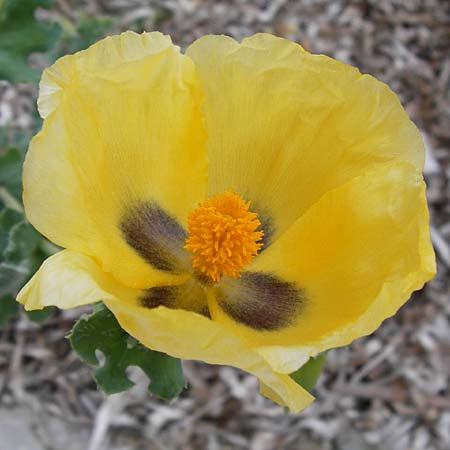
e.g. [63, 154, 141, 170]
[185, 190, 264, 282]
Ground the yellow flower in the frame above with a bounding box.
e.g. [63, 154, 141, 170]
[17, 31, 435, 412]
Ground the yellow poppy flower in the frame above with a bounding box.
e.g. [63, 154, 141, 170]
[17, 31, 435, 412]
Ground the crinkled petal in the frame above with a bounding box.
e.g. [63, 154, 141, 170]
[17, 250, 137, 310]
[187, 33, 424, 245]
[24, 31, 207, 289]
[105, 295, 313, 412]
[38, 31, 174, 119]
[17, 250, 313, 412]
[208, 162, 435, 373]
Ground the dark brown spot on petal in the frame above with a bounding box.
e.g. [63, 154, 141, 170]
[256, 214, 274, 252]
[193, 270, 215, 286]
[121, 202, 189, 272]
[140, 286, 178, 308]
[199, 306, 211, 319]
[216, 272, 305, 331]
[139, 281, 210, 317]
[246, 202, 273, 252]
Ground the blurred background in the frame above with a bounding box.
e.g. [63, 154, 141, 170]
[0, 1, 449, 449]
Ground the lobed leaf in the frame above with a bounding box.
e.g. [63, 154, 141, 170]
[69, 304, 186, 400]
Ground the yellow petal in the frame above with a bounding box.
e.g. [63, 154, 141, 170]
[105, 294, 314, 412]
[208, 162, 435, 373]
[18, 249, 313, 412]
[187, 33, 424, 244]
[38, 31, 175, 119]
[17, 250, 137, 310]
[24, 31, 207, 289]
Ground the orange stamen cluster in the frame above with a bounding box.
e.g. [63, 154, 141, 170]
[185, 190, 264, 282]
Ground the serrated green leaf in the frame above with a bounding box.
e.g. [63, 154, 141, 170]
[0, 0, 61, 83]
[69, 304, 186, 400]
[290, 353, 327, 392]
[0, 294, 18, 326]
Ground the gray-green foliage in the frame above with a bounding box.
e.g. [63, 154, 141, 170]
[0, 1, 115, 325]
[0, 0, 61, 83]
[54, 12, 113, 57]
[0, 0, 114, 84]
[0, 148, 55, 325]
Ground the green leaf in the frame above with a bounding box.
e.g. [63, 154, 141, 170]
[0, 206, 50, 322]
[73, 14, 113, 51]
[26, 307, 53, 322]
[0, 127, 34, 153]
[0, 208, 29, 319]
[0, 294, 18, 326]
[0, 0, 61, 83]
[69, 304, 186, 400]
[0, 154, 58, 323]
[290, 353, 327, 392]
[0, 148, 23, 200]
[153, 6, 172, 27]
[0, 149, 24, 210]
[0, 262, 27, 297]
[0, 207, 23, 255]
[50, 12, 113, 61]
[4, 220, 41, 265]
